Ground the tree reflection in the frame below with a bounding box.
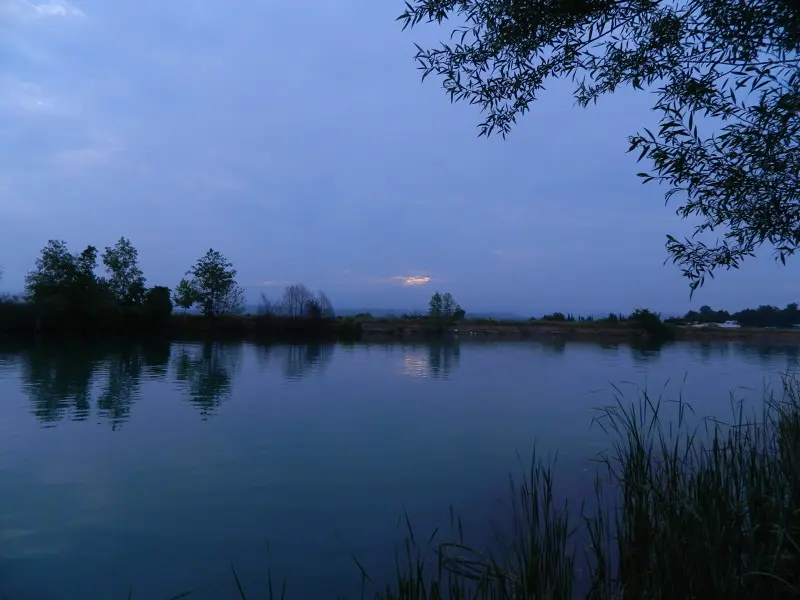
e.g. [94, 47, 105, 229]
[697, 340, 730, 364]
[427, 342, 460, 378]
[629, 338, 670, 363]
[738, 342, 800, 368]
[401, 343, 461, 379]
[21, 342, 100, 424]
[255, 343, 334, 381]
[281, 344, 333, 381]
[96, 346, 144, 430]
[540, 337, 567, 354]
[17, 339, 172, 428]
[173, 342, 241, 418]
[141, 338, 172, 378]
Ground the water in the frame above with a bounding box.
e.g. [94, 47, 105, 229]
[0, 337, 798, 599]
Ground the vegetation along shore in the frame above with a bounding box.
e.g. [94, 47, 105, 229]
[3, 238, 800, 343]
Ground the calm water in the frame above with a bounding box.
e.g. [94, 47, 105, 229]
[0, 337, 799, 599]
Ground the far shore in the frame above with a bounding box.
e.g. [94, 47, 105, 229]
[358, 318, 800, 342]
[2, 310, 800, 343]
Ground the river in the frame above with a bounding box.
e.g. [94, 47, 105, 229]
[0, 338, 797, 599]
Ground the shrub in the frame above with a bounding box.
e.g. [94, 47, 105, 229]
[142, 286, 173, 322]
[629, 308, 673, 341]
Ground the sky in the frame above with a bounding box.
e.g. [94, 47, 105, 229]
[1, 0, 798, 316]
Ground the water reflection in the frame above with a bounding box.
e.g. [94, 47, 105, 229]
[401, 342, 461, 379]
[629, 341, 668, 364]
[3, 337, 800, 430]
[690, 341, 732, 364]
[13, 339, 171, 427]
[141, 339, 172, 377]
[598, 342, 621, 352]
[756, 344, 800, 367]
[97, 346, 144, 430]
[541, 337, 567, 354]
[254, 343, 334, 381]
[21, 344, 97, 424]
[172, 342, 242, 418]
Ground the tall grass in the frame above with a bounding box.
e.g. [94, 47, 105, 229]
[121, 377, 800, 599]
[359, 377, 800, 600]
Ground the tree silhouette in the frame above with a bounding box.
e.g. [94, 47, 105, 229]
[180, 249, 245, 317]
[102, 237, 146, 308]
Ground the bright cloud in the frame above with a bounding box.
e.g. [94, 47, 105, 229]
[342, 270, 434, 287]
[393, 276, 431, 287]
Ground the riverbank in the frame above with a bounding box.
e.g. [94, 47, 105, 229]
[3, 304, 800, 343]
[359, 317, 800, 342]
[0, 309, 360, 341]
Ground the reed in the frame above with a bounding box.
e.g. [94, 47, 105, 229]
[366, 377, 800, 600]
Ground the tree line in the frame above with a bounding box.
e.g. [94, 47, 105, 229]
[258, 284, 335, 320]
[532, 305, 800, 330]
[681, 304, 800, 328]
[1, 238, 337, 333]
[533, 305, 800, 330]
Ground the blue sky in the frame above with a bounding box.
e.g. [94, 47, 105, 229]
[1, 0, 797, 316]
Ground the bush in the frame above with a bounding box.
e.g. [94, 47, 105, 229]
[542, 312, 567, 322]
[335, 316, 362, 339]
[142, 286, 173, 322]
[629, 308, 673, 341]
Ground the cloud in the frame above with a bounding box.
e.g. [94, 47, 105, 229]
[12, 0, 84, 18]
[374, 274, 434, 286]
[391, 276, 431, 287]
[342, 269, 434, 287]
